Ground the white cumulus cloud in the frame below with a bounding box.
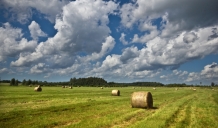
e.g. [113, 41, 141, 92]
[0, 23, 37, 62]
[28, 21, 47, 40]
[119, 33, 128, 45]
[1, 0, 68, 24]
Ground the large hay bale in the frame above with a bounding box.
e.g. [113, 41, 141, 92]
[131, 91, 153, 109]
[34, 85, 42, 92]
[111, 90, 120, 96]
[69, 86, 72, 89]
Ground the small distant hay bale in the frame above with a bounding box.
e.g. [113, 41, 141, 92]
[34, 85, 42, 92]
[101, 87, 103, 89]
[111, 90, 120, 96]
[193, 88, 196, 91]
[29, 85, 32, 87]
[175, 88, 178, 91]
[69, 86, 72, 89]
[131, 91, 153, 109]
[153, 88, 156, 90]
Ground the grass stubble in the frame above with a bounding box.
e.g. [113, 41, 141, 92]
[0, 85, 218, 128]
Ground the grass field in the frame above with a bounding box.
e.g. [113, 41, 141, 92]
[0, 85, 218, 128]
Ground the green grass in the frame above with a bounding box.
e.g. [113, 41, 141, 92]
[0, 86, 218, 128]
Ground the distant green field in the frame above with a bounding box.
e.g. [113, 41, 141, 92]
[0, 85, 218, 128]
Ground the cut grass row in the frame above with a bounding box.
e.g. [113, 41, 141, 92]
[0, 86, 217, 128]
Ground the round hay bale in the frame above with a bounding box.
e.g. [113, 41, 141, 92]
[34, 85, 42, 92]
[111, 90, 120, 96]
[101, 87, 103, 89]
[69, 86, 72, 89]
[131, 91, 153, 109]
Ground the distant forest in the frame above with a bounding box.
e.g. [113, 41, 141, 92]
[0, 77, 217, 87]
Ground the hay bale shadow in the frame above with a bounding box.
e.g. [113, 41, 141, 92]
[132, 106, 158, 109]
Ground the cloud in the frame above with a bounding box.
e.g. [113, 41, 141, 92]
[173, 70, 188, 76]
[11, 52, 43, 67]
[132, 30, 159, 43]
[0, 68, 13, 74]
[185, 72, 200, 82]
[1, 0, 68, 24]
[84, 24, 218, 81]
[208, 28, 218, 40]
[28, 21, 47, 40]
[1, 0, 218, 84]
[119, 2, 135, 28]
[119, 33, 128, 45]
[160, 75, 167, 79]
[183, 32, 198, 43]
[11, 0, 118, 68]
[53, 0, 117, 53]
[186, 62, 218, 83]
[0, 23, 37, 62]
[130, 26, 218, 71]
[85, 24, 218, 82]
[120, 0, 218, 33]
[201, 62, 218, 80]
[120, 46, 139, 63]
[173, 70, 189, 81]
[132, 21, 160, 43]
[30, 63, 50, 74]
[100, 54, 122, 70]
[78, 36, 115, 62]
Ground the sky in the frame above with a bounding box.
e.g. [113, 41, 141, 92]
[0, 0, 218, 85]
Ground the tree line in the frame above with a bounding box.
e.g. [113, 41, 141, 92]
[1, 77, 218, 87]
[69, 77, 107, 86]
[165, 82, 218, 87]
[9, 78, 20, 86]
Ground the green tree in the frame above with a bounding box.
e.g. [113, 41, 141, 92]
[15, 79, 18, 86]
[10, 78, 15, 86]
[26, 79, 32, 85]
[70, 78, 73, 85]
[22, 79, 26, 85]
[32, 80, 35, 85]
[70, 77, 77, 86]
[35, 80, 38, 85]
[211, 82, 215, 87]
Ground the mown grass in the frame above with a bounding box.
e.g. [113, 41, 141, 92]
[0, 85, 217, 128]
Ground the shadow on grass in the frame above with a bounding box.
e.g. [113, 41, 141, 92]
[151, 106, 158, 109]
[132, 106, 158, 109]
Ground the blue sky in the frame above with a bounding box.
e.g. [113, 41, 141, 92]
[0, 0, 218, 85]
